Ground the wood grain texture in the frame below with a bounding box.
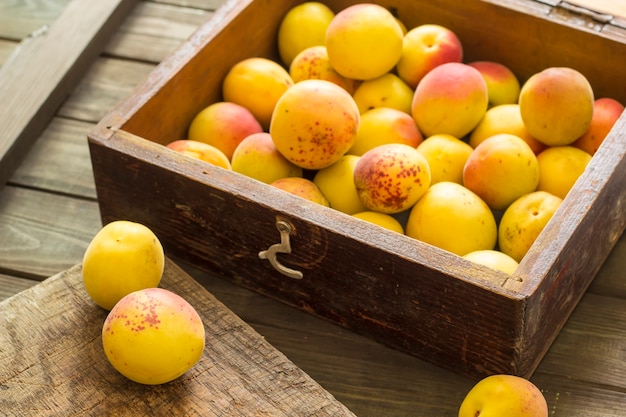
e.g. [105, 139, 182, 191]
[0, 186, 101, 280]
[0, 0, 71, 40]
[1, 0, 626, 415]
[104, 2, 213, 63]
[9, 118, 97, 199]
[587, 236, 626, 298]
[0, 274, 38, 302]
[0, 39, 17, 67]
[153, 0, 226, 10]
[58, 57, 155, 122]
[0, 0, 137, 188]
[0, 260, 356, 416]
[569, 0, 626, 17]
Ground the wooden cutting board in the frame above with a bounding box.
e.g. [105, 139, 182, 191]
[0, 259, 356, 416]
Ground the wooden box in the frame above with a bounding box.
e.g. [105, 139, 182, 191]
[88, 0, 626, 378]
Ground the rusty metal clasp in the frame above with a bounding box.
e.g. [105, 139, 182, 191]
[259, 220, 303, 280]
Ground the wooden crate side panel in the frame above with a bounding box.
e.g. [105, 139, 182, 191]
[515, 115, 626, 373]
[88, 131, 528, 378]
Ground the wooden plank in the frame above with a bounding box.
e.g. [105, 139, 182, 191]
[0, 0, 71, 40]
[8, 118, 97, 199]
[534, 292, 626, 388]
[0, 0, 137, 189]
[153, 0, 226, 10]
[0, 186, 101, 279]
[0, 40, 17, 67]
[58, 57, 155, 122]
[568, 0, 626, 18]
[104, 2, 213, 63]
[0, 274, 38, 302]
[0, 260, 356, 417]
[587, 234, 626, 298]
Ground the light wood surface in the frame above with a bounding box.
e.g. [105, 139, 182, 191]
[570, 0, 626, 18]
[0, 0, 72, 41]
[0, 260, 356, 416]
[1, 1, 625, 416]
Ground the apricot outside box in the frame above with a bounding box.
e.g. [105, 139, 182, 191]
[88, 0, 626, 378]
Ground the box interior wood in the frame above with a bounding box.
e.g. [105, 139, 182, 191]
[89, 0, 626, 378]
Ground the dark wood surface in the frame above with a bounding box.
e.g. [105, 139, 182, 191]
[1, 1, 625, 416]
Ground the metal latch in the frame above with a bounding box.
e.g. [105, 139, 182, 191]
[259, 219, 303, 280]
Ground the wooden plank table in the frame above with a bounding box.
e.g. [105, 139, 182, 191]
[1, 1, 625, 415]
[0, 260, 356, 416]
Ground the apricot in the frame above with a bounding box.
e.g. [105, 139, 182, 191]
[469, 104, 546, 155]
[326, 3, 403, 80]
[187, 101, 262, 160]
[498, 191, 563, 263]
[536, 146, 592, 199]
[468, 61, 521, 107]
[416, 134, 473, 185]
[230, 132, 302, 184]
[463, 250, 519, 275]
[313, 155, 367, 215]
[406, 181, 497, 256]
[352, 73, 414, 114]
[519, 67, 594, 146]
[459, 374, 548, 417]
[277, 2, 335, 66]
[271, 177, 330, 207]
[102, 288, 205, 385]
[353, 143, 431, 214]
[396, 24, 463, 89]
[82, 220, 164, 310]
[463, 133, 539, 211]
[166, 140, 231, 170]
[572, 97, 624, 155]
[270, 79, 359, 170]
[412, 62, 488, 138]
[289, 45, 359, 94]
[352, 211, 404, 234]
[348, 107, 423, 157]
[222, 57, 294, 130]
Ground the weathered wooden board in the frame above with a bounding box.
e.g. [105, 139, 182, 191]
[0, 0, 72, 41]
[58, 57, 155, 123]
[0, 40, 17, 67]
[0, 259, 356, 416]
[104, 1, 213, 63]
[569, 0, 626, 18]
[8, 118, 97, 198]
[0, 274, 38, 302]
[0, 186, 102, 280]
[154, 0, 226, 10]
[0, 0, 137, 188]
